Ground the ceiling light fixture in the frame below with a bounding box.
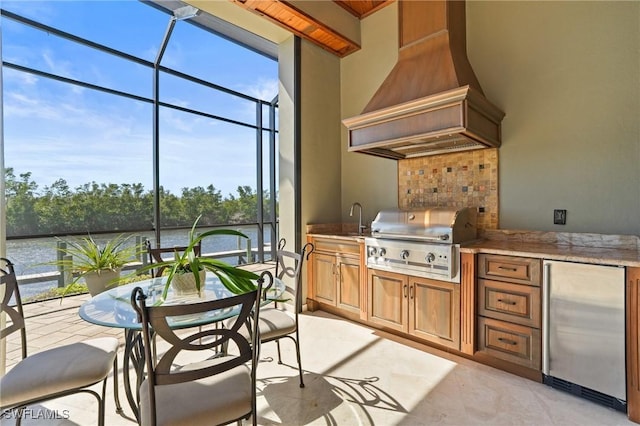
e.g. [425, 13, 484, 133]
[173, 5, 200, 21]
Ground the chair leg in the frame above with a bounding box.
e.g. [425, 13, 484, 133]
[15, 406, 25, 426]
[98, 378, 107, 426]
[276, 339, 282, 364]
[112, 356, 123, 414]
[294, 336, 304, 388]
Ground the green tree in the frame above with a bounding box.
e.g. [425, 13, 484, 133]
[181, 185, 227, 226]
[224, 185, 257, 224]
[5, 168, 39, 236]
[4, 168, 278, 237]
[159, 187, 183, 227]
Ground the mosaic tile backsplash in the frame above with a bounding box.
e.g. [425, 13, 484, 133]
[398, 148, 499, 230]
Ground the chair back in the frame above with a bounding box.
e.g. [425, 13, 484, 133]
[131, 275, 265, 425]
[145, 240, 202, 277]
[0, 258, 27, 359]
[274, 239, 314, 313]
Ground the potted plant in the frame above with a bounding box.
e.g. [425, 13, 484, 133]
[137, 216, 260, 302]
[52, 233, 144, 297]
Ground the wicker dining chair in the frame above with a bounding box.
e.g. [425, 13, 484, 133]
[131, 273, 265, 426]
[0, 258, 119, 426]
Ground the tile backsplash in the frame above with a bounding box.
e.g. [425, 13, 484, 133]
[398, 148, 499, 230]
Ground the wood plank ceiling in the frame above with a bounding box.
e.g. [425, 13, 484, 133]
[231, 0, 395, 57]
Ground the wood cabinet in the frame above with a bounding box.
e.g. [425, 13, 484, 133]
[367, 268, 460, 350]
[627, 266, 640, 423]
[476, 254, 542, 370]
[307, 236, 365, 318]
[367, 269, 408, 332]
[312, 252, 338, 305]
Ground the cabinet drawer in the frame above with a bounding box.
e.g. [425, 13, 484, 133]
[478, 254, 541, 286]
[313, 238, 360, 256]
[477, 317, 541, 369]
[478, 279, 540, 328]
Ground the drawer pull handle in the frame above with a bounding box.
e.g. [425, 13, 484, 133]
[403, 284, 408, 298]
[498, 337, 518, 346]
[498, 266, 518, 272]
[497, 298, 517, 305]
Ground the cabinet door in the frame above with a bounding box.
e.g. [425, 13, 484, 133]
[367, 269, 408, 333]
[337, 255, 360, 314]
[313, 252, 337, 306]
[409, 276, 460, 350]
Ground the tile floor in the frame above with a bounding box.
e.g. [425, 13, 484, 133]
[1, 294, 634, 426]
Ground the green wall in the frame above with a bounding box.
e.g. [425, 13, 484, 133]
[468, 1, 640, 234]
[338, 1, 640, 235]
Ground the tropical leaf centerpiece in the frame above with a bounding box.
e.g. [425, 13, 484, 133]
[137, 216, 260, 302]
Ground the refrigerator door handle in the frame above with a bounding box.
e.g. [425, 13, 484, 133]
[542, 261, 551, 376]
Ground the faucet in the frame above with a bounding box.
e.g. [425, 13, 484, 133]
[349, 202, 367, 235]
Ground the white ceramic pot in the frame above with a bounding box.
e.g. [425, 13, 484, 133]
[84, 268, 121, 297]
[171, 270, 206, 296]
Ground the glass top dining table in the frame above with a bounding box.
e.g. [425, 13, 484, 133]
[79, 273, 284, 331]
[78, 272, 282, 421]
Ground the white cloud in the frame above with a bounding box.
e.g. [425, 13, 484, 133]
[241, 78, 279, 102]
[41, 49, 75, 79]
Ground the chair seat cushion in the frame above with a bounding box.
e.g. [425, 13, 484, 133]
[257, 307, 296, 341]
[0, 337, 119, 408]
[224, 307, 296, 342]
[139, 362, 252, 426]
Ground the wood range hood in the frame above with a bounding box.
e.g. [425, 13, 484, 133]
[342, 0, 505, 160]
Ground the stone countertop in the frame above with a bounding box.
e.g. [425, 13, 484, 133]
[461, 229, 640, 267]
[305, 225, 640, 267]
[306, 223, 370, 241]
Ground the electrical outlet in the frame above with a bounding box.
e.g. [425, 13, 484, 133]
[554, 209, 567, 225]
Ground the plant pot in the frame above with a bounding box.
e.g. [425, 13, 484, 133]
[84, 268, 121, 297]
[171, 270, 206, 296]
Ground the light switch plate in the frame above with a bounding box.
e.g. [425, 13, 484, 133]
[554, 209, 567, 225]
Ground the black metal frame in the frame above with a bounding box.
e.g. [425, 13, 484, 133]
[0, 8, 280, 262]
[131, 278, 265, 426]
[265, 238, 314, 388]
[0, 258, 120, 426]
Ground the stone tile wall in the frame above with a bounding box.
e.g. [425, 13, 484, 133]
[397, 148, 499, 230]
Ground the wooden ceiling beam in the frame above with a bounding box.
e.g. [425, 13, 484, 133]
[334, 0, 395, 19]
[231, 0, 361, 57]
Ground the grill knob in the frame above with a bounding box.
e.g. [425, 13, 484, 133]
[426, 253, 436, 263]
[368, 247, 377, 256]
[400, 250, 410, 260]
[379, 248, 386, 257]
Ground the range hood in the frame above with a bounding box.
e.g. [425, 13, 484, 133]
[342, 0, 505, 160]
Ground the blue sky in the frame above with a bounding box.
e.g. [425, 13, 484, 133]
[1, 0, 278, 196]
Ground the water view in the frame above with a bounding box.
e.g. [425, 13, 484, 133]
[6, 227, 273, 300]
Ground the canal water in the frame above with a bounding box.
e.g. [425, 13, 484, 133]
[6, 228, 272, 300]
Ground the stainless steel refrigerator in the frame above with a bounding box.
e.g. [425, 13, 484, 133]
[542, 260, 626, 410]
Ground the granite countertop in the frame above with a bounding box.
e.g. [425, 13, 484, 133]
[306, 223, 370, 241]
[306, 225, 640, 267]
[461, 229, 640, 267]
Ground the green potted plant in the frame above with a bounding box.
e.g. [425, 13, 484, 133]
[137, 216, 260, 302]
[52, 233, 144, 297]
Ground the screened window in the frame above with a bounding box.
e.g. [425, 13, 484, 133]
[1, 0, 279, 300]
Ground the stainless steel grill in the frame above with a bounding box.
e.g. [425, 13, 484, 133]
[365, 207, 477, 282]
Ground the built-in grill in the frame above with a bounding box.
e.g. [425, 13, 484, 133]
[365, 207, 477, 283]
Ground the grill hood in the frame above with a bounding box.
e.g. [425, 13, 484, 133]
[342, 0, 505, 160]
